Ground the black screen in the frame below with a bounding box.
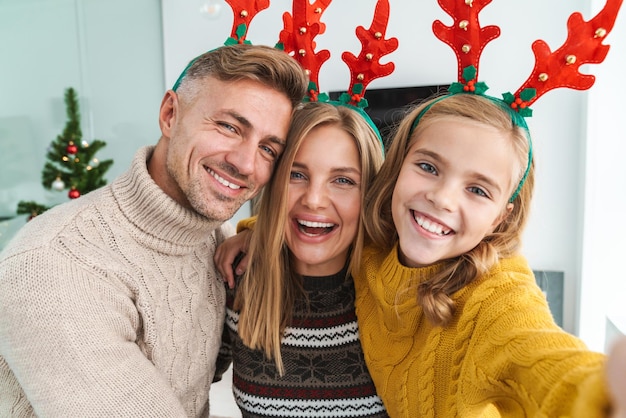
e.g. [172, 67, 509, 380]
[330, 84, 449, 147]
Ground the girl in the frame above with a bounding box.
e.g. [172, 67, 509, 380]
[214, 101, 388, 417]
[355, 92, 611, 417]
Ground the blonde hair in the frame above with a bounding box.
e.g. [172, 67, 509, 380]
[234, 102, 385, 374]
[363, 93, 534, 326]
[175, 44, 307, 108]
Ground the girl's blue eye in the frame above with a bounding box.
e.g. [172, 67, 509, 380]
[418, 162, 437, 174]
[290, 171, 305, 180]
[468, 186, 488, 197]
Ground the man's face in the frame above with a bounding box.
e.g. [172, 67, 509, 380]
[154, 76, 293, 222]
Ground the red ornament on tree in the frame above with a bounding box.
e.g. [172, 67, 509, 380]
[68, 187, 81, 199]
[66, 143, 78, 155]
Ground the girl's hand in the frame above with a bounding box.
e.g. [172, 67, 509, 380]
[608, 336, 626, 417]
[214, 229, 252, 289]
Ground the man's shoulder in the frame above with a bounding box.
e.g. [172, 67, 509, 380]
[0, 186, 114, 261]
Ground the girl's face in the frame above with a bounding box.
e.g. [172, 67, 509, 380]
[392, 116, 518, 268]
[286, 124, 362, 276]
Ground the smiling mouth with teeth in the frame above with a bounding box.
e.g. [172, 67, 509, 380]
[297, 219, 336, 236]
[412, 211, 453, 236]
[207, 168, 241, 190]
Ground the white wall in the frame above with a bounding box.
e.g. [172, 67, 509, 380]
[162, 0, 626, 344]
[580, 0, 626, 352]
[0, 0, 164, 219]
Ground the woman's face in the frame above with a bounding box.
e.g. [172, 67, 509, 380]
[391, 116, 517, 267]
[285, 124, 362, 276]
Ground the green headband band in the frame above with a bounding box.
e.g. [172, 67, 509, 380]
[172, 58, 198, 92]
[330, 100, 385, 158]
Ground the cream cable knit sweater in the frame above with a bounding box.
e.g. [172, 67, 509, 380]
[0, 146, 233, 417]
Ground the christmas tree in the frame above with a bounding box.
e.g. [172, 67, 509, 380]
[17, 87, 113, 218]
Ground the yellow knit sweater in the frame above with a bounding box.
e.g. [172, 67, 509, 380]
[354, 244, 609, 418]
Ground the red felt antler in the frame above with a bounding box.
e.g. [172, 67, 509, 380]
[432, 0, 500, 83]
[432, 0, 623, 115]
[341, 0, 398, 106]
[510, 0, 623, 111]
[225, 0, 271, 43]
[277, 0, 332, 101]
[277, 0, 397, 105]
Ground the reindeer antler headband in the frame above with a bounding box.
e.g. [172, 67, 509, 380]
[411, 0, 623, 202]
[276, 0, 398, 148]
[172, 0, 270, 91]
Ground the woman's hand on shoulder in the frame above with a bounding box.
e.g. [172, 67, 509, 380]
[214, 229, 252, 289]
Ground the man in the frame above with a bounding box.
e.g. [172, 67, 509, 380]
[0, 44, 307, 417]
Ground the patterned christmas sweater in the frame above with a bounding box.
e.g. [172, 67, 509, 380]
[218, 266, 388, 418]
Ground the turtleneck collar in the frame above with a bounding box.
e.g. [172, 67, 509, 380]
[360, 243, 445, 335]
[301, 263, 350, 292]
[111, 146, 225, 253]
[374, 243, 443, 301]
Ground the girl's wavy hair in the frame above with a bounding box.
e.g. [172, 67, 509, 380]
[363, 93, 535, 327]
[234, 101, 384, 374]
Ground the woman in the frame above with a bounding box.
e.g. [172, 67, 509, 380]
[214, 101, 387, 417]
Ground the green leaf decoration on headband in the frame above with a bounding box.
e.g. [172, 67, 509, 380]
[473, 81, 489, 95]
[225, 23, 252, 45]
[462, 64, 477, 84]
[353, 83, 364, 95]
[338, 83, 369, 109]
[302, 81, 329, 103]
[448, 66, 489, 95]
[338, 93, 352, 105]
[317, 92, 330, 102]
[502, 88, 536, 117]
[447, 82, 465, 94]
[520, 88, 536, 102]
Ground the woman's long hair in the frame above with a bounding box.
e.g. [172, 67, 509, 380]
[234, 102, 384, 374]
[363, 93, 535, 327]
